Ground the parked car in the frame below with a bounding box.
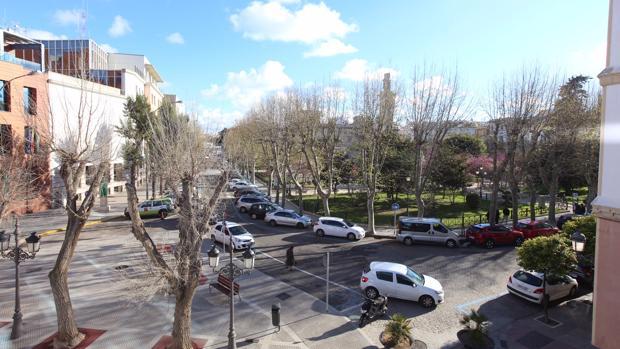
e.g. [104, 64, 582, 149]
[465, 223, 524, 248]
[396, 217, 461, 248]
[230, 180, 250, 190]
[124, 199, 174, 219]
[313, 217, 366, 241]
[514, 220, 559, 239]
[360, 261, 444, 308]
[232, 182, 258, 192]
[211, 221, 255, 250]
[569, 255, 594, 288]
[248, 202, 280, 220]
[264, 209, 312, 228]
[507, 270, 578, 304]
[235, 196, 267, 213]
[234, 188, 263, 198]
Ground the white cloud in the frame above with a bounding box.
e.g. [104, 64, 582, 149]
[108, 15, 132, 37]
[230, 1, 358, 57]
[99, 43, 118, 53]
[11, 26, 67, 40]
[203, 60, 293, 110]
[334, 59, 398, 81]
[199, 107, 243, 130]
[53, 9, 86, 26]
[166, 32, 185, 44]
[304, 38, 357, 57]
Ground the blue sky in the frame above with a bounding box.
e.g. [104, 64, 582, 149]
[1, 0, 608, 128]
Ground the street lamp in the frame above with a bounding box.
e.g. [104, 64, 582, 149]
[0, 217, 41, 340]
[206, 221, 255, 349]
[571, 230, 587, 253]
[475, 167, 487, 198]
[405, 176, 411, 216]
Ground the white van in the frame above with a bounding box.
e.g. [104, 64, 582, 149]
[396, 217, 460, 248]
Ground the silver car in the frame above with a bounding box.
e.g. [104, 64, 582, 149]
[396, 217, 461, 248]
[265, 209, 312, 228]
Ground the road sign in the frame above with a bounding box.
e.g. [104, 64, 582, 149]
[391, 202, 400, 211]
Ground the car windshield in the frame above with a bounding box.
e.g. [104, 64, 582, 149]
[344, 220, 355, 227]
[290, 212, 302, 219]
[406, 267, 425, 285]
[228, 226, 249, 236]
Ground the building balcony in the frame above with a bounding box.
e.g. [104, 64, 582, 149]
[0, 53, 41, 72]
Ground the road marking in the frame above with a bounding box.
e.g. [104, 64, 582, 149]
[455, 291, 508, 314]
[256, 249, 360, 295]
[39, 219, 104, 237]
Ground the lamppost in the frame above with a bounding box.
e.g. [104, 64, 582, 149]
[405, 176, 411, 216]
[571, 230, 586, 253]
[475, 167, 487, 198]
[207, 221, 255, 349]
[0, 217, 41, 340]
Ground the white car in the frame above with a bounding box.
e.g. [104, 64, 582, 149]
[264, 209, 312, 228]
[235, 196, 267, 213]
[231, 181, 251, 190]
[507, 270, 578, 304]
[360, 261, 444, 308]
[314, 217, 365, 241]
[211, 221, 255, 250]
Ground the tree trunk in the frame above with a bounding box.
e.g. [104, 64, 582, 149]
[585, 182, 597, 213]
[170, 284, 196, 349]
[366, 192, 376, 235]
[49, 220, 86, 349]
[510, 180, 519, 226]
[151, 172, 156, 199]
[281, 169, 287, 208]
[251, 160, 256, 185]
[548, 175, 558, 224]
[415, 190, 424, 218]
[268, 169, 273, 197]
[321, 195, 330, 216]
[413, 144, 425, 218]
[529, 188, 537, 222]
[489, 176, 501, 225]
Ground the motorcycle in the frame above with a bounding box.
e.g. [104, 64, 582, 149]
[359, 295, 388, 327]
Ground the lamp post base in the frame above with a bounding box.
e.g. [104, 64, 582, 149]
[9, 310, 22, 340]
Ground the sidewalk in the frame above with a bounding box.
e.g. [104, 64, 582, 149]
[497, 294, 595, 349]
[0, 227, 376, 349]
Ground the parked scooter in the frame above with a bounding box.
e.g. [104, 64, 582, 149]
[359, 295, 388, 327]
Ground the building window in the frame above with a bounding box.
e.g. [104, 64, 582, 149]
[23, 87, 37, 115]
[0, 80, 10, 112]
[0, 124, 12, 154]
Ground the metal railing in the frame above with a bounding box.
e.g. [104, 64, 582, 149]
[0, 53, 41, 72]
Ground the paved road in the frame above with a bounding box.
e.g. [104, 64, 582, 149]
[223, 195, 592, 347]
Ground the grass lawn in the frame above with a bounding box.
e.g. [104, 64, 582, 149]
[297, 191, 567, 228]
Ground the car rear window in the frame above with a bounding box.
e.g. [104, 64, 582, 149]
[513, 271, 542, 287]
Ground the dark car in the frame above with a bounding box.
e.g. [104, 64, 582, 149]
[248, 202, 280, 220]
[570, 255, 594, 288]
[465, 223, 524, 249]
[557, 214, 574, 230]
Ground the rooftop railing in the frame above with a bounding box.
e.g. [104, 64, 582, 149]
[0, 53, 42, 72]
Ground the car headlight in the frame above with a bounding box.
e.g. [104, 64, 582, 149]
[434, 290, 443, 295]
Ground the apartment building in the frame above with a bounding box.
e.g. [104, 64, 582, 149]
[3, 28, 170, 208]
[0, 30, 50, 214]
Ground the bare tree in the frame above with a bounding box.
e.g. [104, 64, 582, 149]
[352, 74, 396, 234]
[294, 86, 346, 215]
[403, 66, 470, 217]
[485, 67, 556, 225]
[122, 105, 227, 349]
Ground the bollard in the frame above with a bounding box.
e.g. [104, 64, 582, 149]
[272, 303, 281, 331]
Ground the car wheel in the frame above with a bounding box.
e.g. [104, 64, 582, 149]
[365, 287, 379, 299]
[359, 314, 367, 328]
[251, 213, 257, 220]
[296, 222, 304, 229]
[270, 220, 277, 227]
[404, 237, 413, 246]
[569, 286, 577, 298]
[240, 207, 247, 213]
[316, 229, 325, 237]
[484, 239, 495, 249]
[514, 237, 524, 246]
[419, 295, 435, 308]
[347, 233, 356, 241]
[446, 239, 457, 248]
[159, 210, 168, 219]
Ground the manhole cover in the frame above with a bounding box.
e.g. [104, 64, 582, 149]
[276, 292, 291, 300]
[114, 265, 129, 271]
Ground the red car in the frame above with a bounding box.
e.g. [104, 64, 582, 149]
[465, 224, 524, 249]
[513, 220, 559, 239]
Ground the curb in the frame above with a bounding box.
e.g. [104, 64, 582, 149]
[38, 215, 122, 237]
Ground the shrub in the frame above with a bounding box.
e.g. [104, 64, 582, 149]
[562, 215, 596, 257]
[465, 193, 481, 211]
[383, 314, 412, 348]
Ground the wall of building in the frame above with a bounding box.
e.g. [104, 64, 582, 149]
[0, 61, 50, 213]
[47, 72, 127, 205]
